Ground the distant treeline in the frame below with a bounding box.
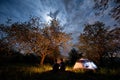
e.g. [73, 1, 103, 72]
[0, 52, 55, 65]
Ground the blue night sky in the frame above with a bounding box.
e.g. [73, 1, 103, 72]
[0, 0, 119, 43]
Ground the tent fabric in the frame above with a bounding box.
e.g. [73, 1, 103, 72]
[73, 58, 97, 70]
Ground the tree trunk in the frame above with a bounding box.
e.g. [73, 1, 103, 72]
[40, 55, 45, 65]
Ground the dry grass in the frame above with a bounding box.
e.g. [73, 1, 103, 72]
[0, 64, 119, 80]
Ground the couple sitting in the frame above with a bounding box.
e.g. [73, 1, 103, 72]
[52, 58, 65, 72]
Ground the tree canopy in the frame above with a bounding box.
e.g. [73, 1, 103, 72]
[93, 0, 120, 23]
[78, 21, 120, 64]
[0, 17, 72, 65]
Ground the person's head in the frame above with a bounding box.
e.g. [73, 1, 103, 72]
[60, 58, 63, 62]
[54, 59, 57, 63]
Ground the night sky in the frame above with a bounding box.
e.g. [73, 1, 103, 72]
[0, 0, 119, 42]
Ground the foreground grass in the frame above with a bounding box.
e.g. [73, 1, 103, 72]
[0, 64, 120, 80]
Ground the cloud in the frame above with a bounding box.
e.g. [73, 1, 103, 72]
[0, 0, 119, 31]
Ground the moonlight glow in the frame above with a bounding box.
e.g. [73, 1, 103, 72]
[45, 15, 52, 22]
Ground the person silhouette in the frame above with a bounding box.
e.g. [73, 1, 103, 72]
[59, 58, 65, 71]
[52, 59, 59, 72]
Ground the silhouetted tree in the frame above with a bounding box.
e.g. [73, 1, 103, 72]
[0, 39, 11, 56]
[78, 21, 120, 65]
[93, 0, 120, 23]
[68, 48, 82, 65]
[105, 27, 120, 62]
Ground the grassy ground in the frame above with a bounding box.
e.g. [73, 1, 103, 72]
[0, 64, 120, 80]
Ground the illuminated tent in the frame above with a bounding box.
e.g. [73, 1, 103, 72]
[73, 58, 97, 70]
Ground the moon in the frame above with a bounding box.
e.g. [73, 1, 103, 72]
[45, 15, 52, 22]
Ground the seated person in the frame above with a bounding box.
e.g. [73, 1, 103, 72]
[59, 58, 66, 71]
[52, 59, 59, 72]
